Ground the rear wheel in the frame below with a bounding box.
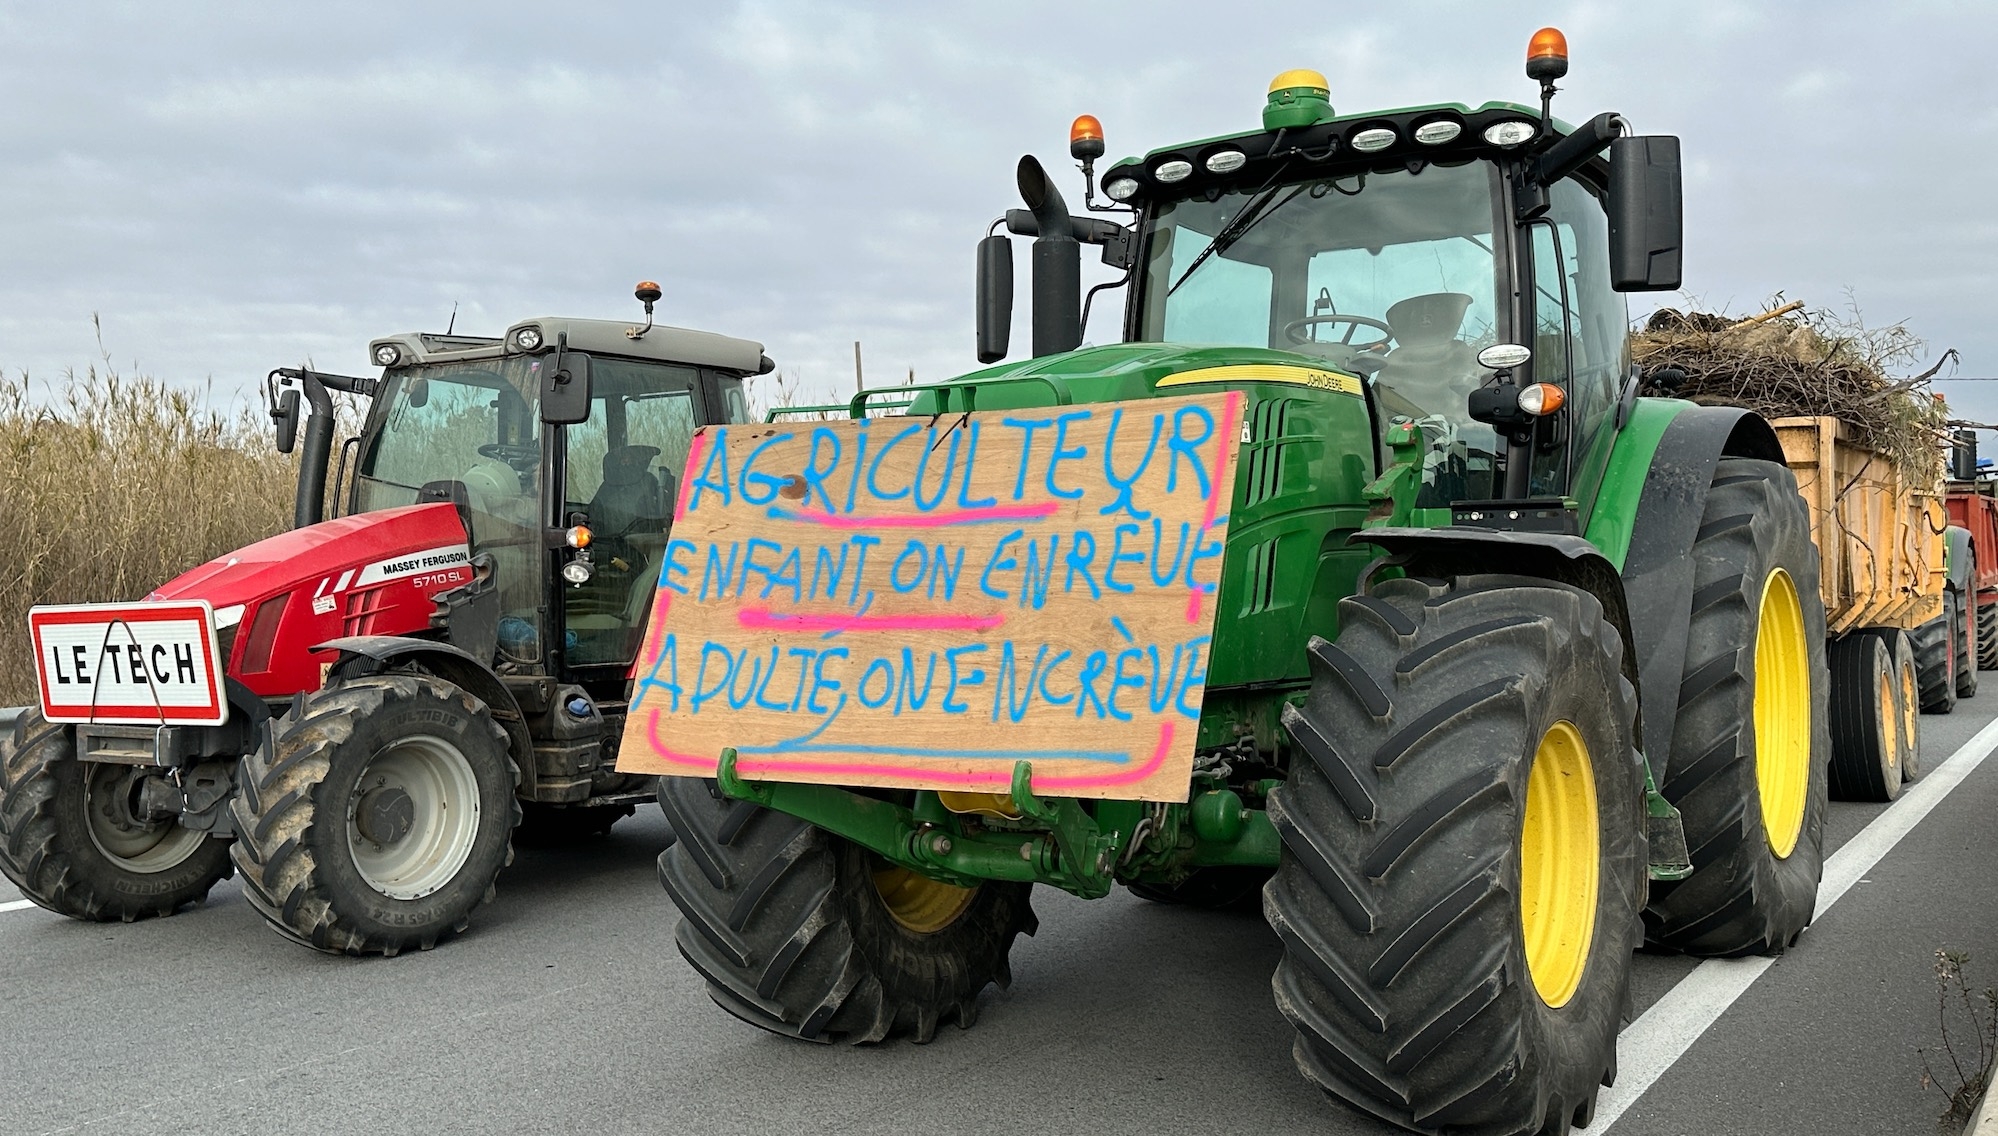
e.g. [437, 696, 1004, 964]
[1645, 458, 1828, 957]
[1269, 575, 1642, 1135]
[0, 710, 233, 921]
[1912, 597, 1957, 714]
[1979, 602, 1997, 671]
[1955, 589, 1978, 699]
[229, 674, 519, 955]
[1826, 634, 1901, 802]
[657, 776, 1036, 1043]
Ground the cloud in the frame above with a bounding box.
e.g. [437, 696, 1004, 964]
[0, 0, 1990, 432]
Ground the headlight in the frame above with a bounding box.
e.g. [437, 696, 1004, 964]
[1483, 120, 1537, 148]
[515, 326, 543, 351]
[1104, 177, 1140, 201]
[1203, 149, 1246, 174]
[1414, 120, 1463, 145]
[561, 559, 593, 585]
[1350, 127, 1397, 152]
[1517, 383, 1566, 416]
[372, 344, 401, 367]
[1153, 159, 1192, 183]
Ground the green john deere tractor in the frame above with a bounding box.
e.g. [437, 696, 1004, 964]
[654, 29, 1828, 1136]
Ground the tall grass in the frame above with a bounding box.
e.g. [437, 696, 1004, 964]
[0, 366, 298, 706]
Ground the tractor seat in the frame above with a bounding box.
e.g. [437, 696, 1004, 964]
[589, 445, 665, 538]
[1375, 292, 1480, 419]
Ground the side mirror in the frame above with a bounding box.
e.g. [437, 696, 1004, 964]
[976, 233, 1014, 364]
[1608, 135, 1683, 291]
[540, 349, 592, 425]
[271, 388, 301, 454]
[1952, 429, 1979, 482]
[407, 377, 430, 408]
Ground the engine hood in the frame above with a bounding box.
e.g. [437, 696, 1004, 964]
[904, 342, 1368, 411]
[149, 504, 469, 614]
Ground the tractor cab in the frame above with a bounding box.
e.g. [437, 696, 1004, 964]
[287, 293, 769, 691]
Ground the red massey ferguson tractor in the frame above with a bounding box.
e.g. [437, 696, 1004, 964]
[1, 288, 769, 954]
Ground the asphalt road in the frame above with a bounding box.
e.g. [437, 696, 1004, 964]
[2, 703, 1994, 1136]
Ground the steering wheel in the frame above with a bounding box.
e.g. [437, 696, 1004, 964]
[1282, 314, 1393, 351]
[478, 442, 539, 471]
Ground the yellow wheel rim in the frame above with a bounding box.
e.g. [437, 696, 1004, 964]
[1897, 655, 1919, 769]
[1877, 666, 1900, 777]
[872, 865, 977, 934]
[1753, 569, 1812, 859]
[1520, 720, 1599, 1009]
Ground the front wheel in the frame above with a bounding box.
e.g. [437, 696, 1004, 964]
[657, 776, 1036, 1044]
[1645, 458, 1829, 957]
[0, 710, 233, 921]
[1269, 575, 1643, 1135]
[229, 674, 519, 955]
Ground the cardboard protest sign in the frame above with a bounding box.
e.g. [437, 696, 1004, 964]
[614, 391, 1242, 803]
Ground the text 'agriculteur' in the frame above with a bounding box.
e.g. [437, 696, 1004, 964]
[613, 391, 1242, 802]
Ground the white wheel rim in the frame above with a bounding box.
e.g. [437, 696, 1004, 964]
[83, 764, 207, 873]
[347, 735, 482, 901]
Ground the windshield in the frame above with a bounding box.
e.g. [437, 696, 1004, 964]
[1139, 159, 1505, 504]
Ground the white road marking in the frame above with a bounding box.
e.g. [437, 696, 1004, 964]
[1600, 715, 1998, 1131]
[1, 898, 37, 914]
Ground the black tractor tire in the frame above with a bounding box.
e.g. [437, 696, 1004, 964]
[657, 775, 1036, 1044]
[1954, 589, 1978, 699]
[1979, 602, 1997, 671]
[0, 710, 233, 921]
[515, 801, 636, 846]
[229, 674, 519, 956]
[1645, 458, 1829, 958]
[1825, 634, 1901, 802]
[1911, 597, 1957, 714]
[1269, 575, 1644, 1136]
[1127, 867, 1271, 912]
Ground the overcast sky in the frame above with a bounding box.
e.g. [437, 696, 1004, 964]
[5, 1, 1996, 432]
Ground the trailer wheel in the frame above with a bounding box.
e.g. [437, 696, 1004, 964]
[1954, 589, 1978, 699]
[229, 674, 519, 955]
[1645, 458, 1829, 958]
[1911, 597, 1957, 714]
[1882, 630, 1925, 783]
[0, 710, 233, 921]
[657, 777, 1036, 1044]
[1269, 575, 1642, 1135]
[1826, 634, 1902, 802]
[1979, 602, 1997, 671]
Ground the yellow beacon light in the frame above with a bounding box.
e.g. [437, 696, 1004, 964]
[1264, 69, 1334, 130]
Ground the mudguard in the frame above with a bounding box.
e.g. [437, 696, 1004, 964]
[316, 635, 531, 766]
[1357, 527, 1639, 694]
[1617, 405, 1784, 776]
[1946, 525, 1975, 594]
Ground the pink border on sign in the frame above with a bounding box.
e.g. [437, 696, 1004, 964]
[643, 710, 1176, 796]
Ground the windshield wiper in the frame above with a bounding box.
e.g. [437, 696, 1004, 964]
[1167, 183, 1308, 297]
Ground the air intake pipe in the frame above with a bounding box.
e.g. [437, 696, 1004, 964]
[1017, 155, 1081, 357]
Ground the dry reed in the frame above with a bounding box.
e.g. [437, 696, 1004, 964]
[0, 366, 299, 705]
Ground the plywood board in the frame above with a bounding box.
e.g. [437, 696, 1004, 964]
[614, 391, 1242, 802]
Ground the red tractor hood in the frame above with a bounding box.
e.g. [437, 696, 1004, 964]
[148, 503, 476, 697]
